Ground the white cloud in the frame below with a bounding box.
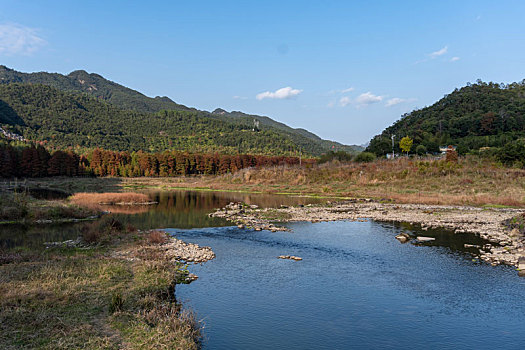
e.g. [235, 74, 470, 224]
[233, 95, 248, 100]
[341, 87, 354, 93]
[450, 56, 460, 62]
[339, 96, 351, 107]
[429, 46, 448, 59]
[0, 23, 46, 56]
[386, 98, 405, 107]
[355, 92, 383, 106]
[256, 86, 302, 100]
[327, 100, 336, 108]
[386, 97, 416, 107]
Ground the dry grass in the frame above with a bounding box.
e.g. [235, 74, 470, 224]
[0, 190, 95, 223]
[70, 192, 151, 206]
[17, 156, 525, 207]
[148, 230, 168, 244]
[0, 228, 200, 349]
[193, 156, 525, 207]
[80, 217, 125, 244]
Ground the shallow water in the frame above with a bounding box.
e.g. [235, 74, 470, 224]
[170, 221, 525, 349]
[0, 190, 321, 249]
[3, 190, 525, 349]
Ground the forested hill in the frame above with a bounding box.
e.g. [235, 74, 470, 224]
[366, 80, 525, 155]
[0, 66, 360, 155]
[0, 65, 191, 113]
[0, 83, 303, 155]
[211, 108, 362, 154]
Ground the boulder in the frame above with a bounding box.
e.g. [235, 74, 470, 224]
[395, 233, 410, 243]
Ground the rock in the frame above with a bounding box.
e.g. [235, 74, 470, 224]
[416, 236, 436, 242]
[518, 256, 525, 270]
[395, 233, 410, 243]
[464, 244, 481, 248]
[237, 224, 245, 229]
[278, 255, 302, 261]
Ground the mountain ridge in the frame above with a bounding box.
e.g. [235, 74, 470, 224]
[0, 65, 361, 155]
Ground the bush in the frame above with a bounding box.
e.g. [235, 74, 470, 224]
[81, 217, 124, 244]
[497, 139, 525, 167]
[319, 151, 353, 163]
[416, 144, 427, 156]
[148, 230, 168, 244]
[445, 149, 458, 163]
[354, 152, 376, 163]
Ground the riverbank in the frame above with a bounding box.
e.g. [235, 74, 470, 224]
[9, 157, 525, 207]
[0, 189, 98, 224]
[0, 221, 213, 349]
[211, 200, 525, 268]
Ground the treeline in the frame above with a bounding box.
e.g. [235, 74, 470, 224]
[0, 142, 314, 178]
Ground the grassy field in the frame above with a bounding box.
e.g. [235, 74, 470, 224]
[9, 156, 525, 207]
[0, 219, 200, 349]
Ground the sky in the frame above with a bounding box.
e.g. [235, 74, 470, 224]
[1, 0, 525, 145]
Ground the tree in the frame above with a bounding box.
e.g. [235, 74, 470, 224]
[399, 136, 413, 156]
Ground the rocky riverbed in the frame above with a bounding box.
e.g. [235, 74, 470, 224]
[114, 230, 215, 264]
[212, 200, 525, 268]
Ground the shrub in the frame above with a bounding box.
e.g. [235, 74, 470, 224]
[445, 149, 458, 163]
[354, 152, 376, 163]
[148, 230, 168, 244]
[81, 217, 124, 244]
[416, 144, 427, 156]
[497, 139, 525, 167]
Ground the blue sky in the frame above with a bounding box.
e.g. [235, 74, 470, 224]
[1, 1, 525, 145]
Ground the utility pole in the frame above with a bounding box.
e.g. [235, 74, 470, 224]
[391, 134, 395, 159]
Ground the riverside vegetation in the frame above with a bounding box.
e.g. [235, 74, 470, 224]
[0, 211, 209, 349]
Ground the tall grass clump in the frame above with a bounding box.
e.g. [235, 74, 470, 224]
[70, 192, 151, 206]
[81, 217, 125, 244]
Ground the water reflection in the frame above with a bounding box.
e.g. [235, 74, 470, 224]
[0, 190, 322, 249]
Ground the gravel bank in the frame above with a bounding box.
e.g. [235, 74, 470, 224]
[212, 201, 525, 268]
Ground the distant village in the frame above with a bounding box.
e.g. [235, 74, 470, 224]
[0, 127, 26, 142]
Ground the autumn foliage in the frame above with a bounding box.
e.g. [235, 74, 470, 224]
[0, 142, 315, 178]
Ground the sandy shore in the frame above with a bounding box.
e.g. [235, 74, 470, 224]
[212, 200, 525, 268]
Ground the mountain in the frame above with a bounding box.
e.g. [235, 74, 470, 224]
[0, 66, 361, 156]
[366, 80, 525, 155]
[0, 83, 304, 154]
[0, 65, 191, 113]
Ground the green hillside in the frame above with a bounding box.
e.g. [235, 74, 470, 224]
[210, 108, 362, 155]
[366, 80, 525, 155]
[0, 83, 301, 154]
[0, 66, 360, 155]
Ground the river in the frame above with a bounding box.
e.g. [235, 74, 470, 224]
[2, 190, 525, 349]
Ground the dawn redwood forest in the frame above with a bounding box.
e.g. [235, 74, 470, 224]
[0, 143, 312, 178]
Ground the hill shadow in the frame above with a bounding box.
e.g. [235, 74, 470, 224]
[0, 99, 25, 126]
